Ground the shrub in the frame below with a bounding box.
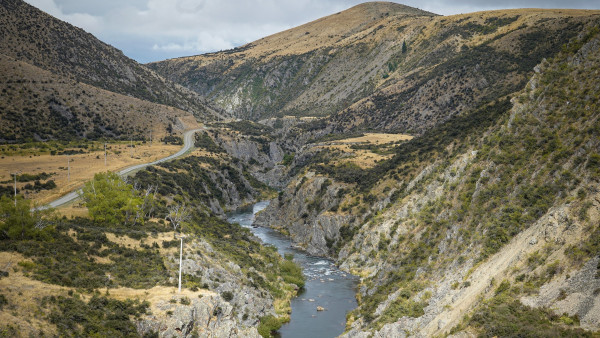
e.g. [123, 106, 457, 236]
[221, 291, 234, 302]
[279, 259, 304, 289]
[257, 315, 288, 338]
[46, 294, 148, 337]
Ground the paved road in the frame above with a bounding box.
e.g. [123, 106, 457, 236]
[39, 128, 201, 210]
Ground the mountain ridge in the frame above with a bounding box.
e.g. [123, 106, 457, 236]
[149, 2, 600, 133]
[0, 0, 218, 120]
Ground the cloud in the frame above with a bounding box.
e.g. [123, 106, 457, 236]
[24, 0, 600, 63]
[151, 33, 234, 52]
[26, 0, 103, 34]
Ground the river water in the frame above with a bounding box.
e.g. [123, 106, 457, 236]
[227, 201, 358, 338]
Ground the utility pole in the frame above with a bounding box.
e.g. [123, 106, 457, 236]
[104, 142, 107, 166]
[130, 136, 133, 158]
[12, 172, 18, 207]
[178, 235, 184, 293]
[150, 130, 152, 146]
[67, 156, 70, 183]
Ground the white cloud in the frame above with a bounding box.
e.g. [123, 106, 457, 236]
[152, 32, 234, 52]
[26, 0, 103, 34]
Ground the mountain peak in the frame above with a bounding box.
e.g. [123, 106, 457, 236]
[347, 1, 438, 17]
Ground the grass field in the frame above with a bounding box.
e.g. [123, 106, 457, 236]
[0, 142, 180, 206]
[316, 133, 412, 168]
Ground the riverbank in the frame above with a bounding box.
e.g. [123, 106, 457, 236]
[228, 201, 358, 338]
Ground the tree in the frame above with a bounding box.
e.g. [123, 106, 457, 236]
[0, 196, 53, 240]
[140, 184, 158, 219]
[402, 40, 407, 54]
[165, 203, 190, 233]
[82, 172, 143, 226]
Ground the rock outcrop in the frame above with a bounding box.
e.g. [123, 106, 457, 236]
[255, 172, 354, 256]
[136, 293, 260, 338]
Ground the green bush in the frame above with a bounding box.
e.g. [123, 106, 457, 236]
[46, 294, 149, 337]
[279, 258, 304, 289]
[468, 298, 591, 337]
[257, 315, 288, 338]
[2, 219, 168, 290]
[221, 291, 234, 302]
[82, 172, 144, 226]
[0, 195, 54, 240]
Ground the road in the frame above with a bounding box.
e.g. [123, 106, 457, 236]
[39, 128, 201, 210]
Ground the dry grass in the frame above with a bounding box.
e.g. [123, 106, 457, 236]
[333, 133, 412, 144]
[0, 251, 214, 336]
[175, 2, 432, 65]
[0, 55, 197, 143]
[175, 5, 599, 69]
[0, 142, 180, 205]
[0, 252, 63, 336]
[316, 133, 412, 168]
[109, 285, 214, 304]
[105, 232, 180, 255]
[57, 203, 89, 218]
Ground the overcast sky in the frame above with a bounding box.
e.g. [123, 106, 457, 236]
[25, 0, 600, 64]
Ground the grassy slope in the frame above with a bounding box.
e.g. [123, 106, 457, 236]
[149, 3, 599, 136]
[0, 145, 297, 336]
[0, 54, 193, 142]
[0, 0, 217, 120]
[328, 29, 600, 335]
[148, 2, 436, 119]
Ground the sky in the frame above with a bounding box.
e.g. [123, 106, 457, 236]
[25, 0, 600, 64]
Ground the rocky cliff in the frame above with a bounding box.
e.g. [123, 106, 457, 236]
[255, 172, 355, 256]
[136, 292, 261, 338]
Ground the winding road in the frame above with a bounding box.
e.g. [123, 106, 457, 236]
[39, 128, 201, 210]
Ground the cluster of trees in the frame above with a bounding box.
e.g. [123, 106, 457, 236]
[0, 196, 53, 240]
[82, 172, 160, 226]
[82, 171, 190, 230]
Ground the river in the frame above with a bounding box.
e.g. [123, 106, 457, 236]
[227, 201, 358, 338]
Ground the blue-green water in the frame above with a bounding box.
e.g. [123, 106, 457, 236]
[228, 201, 358, 338]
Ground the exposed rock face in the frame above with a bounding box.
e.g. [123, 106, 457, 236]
[164, 237, 275, 327]
[522, 257, 600, 331]
[209, 128, 290, 189]
[254, 173, 353, 256]
[136, 294, 260, 338]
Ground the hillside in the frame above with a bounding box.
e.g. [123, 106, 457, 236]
[0, 137, 302, 336]
[148, 2, 436, 120]
[253, 27, 600, 336]
[2, 1, 600, 337]
[0, 0, 217, 119]
[149, 2, 599, 136]
[0, 54, 193, 142]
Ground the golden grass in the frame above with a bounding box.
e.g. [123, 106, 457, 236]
[315, 133, 412, 168]
[0, 142, 180, 205]
[0, 251, 215, 336]
[57, 203, 89, 218]
[171, 2, 429, 66]
[0, 252, 63, 336]
[109, 285, 214, 303]
[105, 232, 179, 255]
[334, 133, 413, 144]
